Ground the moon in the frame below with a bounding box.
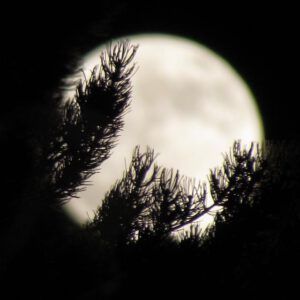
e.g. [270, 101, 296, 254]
[64, 33, 264, 228]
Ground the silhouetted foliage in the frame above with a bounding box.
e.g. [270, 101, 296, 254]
[1, 38, 299, 300]
[88, 146, 209, 244]
[88, 141, 264, 246]
[48, 41, 138, 203]
[1, 41, 138, 297]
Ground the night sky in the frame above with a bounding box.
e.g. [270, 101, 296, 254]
[2, 3, 299, 298]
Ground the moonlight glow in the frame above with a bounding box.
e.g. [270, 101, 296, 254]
[64, 34, 264, 225]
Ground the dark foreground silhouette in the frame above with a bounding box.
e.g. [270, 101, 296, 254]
[1, 39, 299, 299]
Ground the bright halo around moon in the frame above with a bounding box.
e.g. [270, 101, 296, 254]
[64, 33, 264, 226]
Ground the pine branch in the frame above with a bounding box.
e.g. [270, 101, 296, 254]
[47, 41, 138, 203]
[88, 146, 160, 245]
[149, 169, 207, 234]
[88, 141, 265, 247]
[88, 146, 209, 244]
[208, 141, 264, 222]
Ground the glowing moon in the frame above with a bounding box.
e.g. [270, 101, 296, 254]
[64, 33, 264, 225]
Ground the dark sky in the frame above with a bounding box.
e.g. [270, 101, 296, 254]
[5, 2, 298, 140]
[2, 4, 298, 298]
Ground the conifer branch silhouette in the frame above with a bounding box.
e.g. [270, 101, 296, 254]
[208, 141, 264, 222]
[47, 41, 138, 204]
[88, 141, 264, 246]
[88, 146, 208, 245]
[3, 14, 299, 299]
[88, 146, 160, 245]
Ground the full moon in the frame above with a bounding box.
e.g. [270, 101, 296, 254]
[64, 33, 264, 227]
